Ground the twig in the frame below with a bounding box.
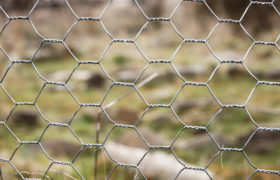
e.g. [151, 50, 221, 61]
[94, 112, 101, 180]
[94, 72, 158, 178]
[0, 166, 3, 180]
[19, 169, 78, 180]
[21, 171, 51, 180]
[133, 168, 139, 180]
[44, 169, 78, 180]
[104, 72, 158, 110]
[221, 145, 224, 169]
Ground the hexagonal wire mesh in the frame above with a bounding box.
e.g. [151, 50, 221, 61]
[0, 0, 280, 179]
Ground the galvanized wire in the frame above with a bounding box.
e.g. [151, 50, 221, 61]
[0, 0, 280, 179]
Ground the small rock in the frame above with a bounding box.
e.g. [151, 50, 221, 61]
[117, 70, 138, 82]
[42, 140, 82, 158]
[174, 99, 210, 114]
[154, 115, 171, 124]
[87, 73, 105, 88]
[11, 111, 39, 126]
[72, 70, 92, 81]
[117, 128, 169, 148]
[227, 66, 248, 77]
[112, 108, 139, 125]
[34, 43, 70, 62]
[177, 65, 208, 77]
[264, 68, 280, 80]
[238, 130, 280, 153]
[47, 70, 70, 82]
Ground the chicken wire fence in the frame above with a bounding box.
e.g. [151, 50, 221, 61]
[0, 0, 280, 179]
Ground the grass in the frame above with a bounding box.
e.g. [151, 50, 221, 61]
[0, 47, 279, 179]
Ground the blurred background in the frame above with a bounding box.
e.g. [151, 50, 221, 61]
[0, 0, 280, 179]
